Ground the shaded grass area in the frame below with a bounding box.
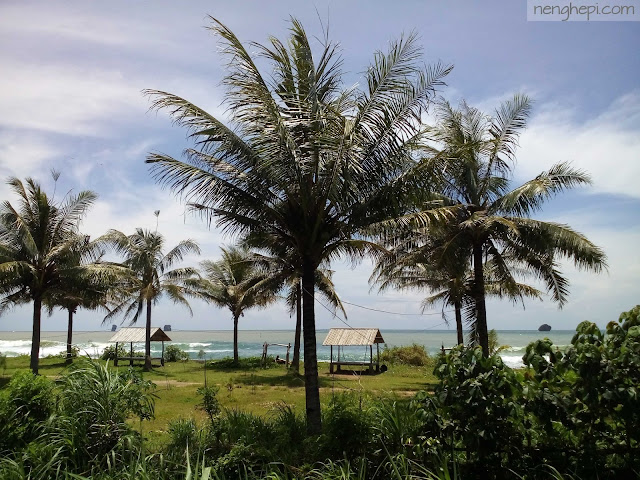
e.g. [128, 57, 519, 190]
[1, 355, 437, 448]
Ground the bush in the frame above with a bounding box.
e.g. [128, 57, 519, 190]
[321, 393, 375, 459]
[380, 343, 431, 366]
[100, 343, 142, 361]
[208, 356, 271, 370]
[49, 359, 156, 471]
[164, 345, 190, 362]
[426, 346, 524, 476]
[0, 371, 55, 452]
[197, 385, 221, 423]
[166, 417, 200, 462]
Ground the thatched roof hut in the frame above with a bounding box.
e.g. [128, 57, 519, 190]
[108, 327, 171, 366]
[322, 328, 385, 374]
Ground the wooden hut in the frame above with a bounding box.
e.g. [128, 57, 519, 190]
[108, 327, 171, 367]
[322, 328, 385, 374]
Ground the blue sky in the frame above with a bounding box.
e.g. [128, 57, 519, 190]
[0, 0, 638, 333]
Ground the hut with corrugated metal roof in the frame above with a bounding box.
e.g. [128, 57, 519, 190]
[322, 328, 385, 374]
[108, 327, 171, 367]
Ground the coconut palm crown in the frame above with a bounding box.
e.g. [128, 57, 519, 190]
[143, 17, 451, 433]
[101, 228, 200, 370]
[0, 177, 97, 374]
[191, 246, 276, 364]
[415, 96, 607, 355]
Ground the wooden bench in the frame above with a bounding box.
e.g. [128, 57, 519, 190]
[114, 356, 164, 367]
[329, 360, 379, 374]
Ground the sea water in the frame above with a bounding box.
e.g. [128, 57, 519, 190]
[0, 329, 576, 368]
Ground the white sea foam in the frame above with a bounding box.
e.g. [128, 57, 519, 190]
[500, 355, 525, 368]
[188, 342, 211, 347]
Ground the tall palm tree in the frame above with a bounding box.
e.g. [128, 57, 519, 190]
[416, 96, 607, 356]
[373, 243, 542, 346]
[0, 177, 97, 374]
[144, 18, 451, 433]
[102, 228, 200, 370]
[191, 246, 276, 364]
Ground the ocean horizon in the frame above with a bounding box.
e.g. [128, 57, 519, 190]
[0, 329, 576, 368]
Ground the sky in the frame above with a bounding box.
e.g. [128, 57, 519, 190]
[0, 0, 638, 333]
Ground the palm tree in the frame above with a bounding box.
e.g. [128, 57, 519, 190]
[191, 246, 276, 364]
[373, 243, 542, 346]
[0, 177, 96, 374]
[416, 96, 607, 356]
[44, 237, 119, 364]
[144, 18, 451, 433]
[102, 228, 200, 370]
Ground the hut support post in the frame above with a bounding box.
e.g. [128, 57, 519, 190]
[130, 342, 133, 366]
[330, 345, 333, 374]
[369, 345, 373, 373]
[114, 342, 119, 367]
[161, 341, 165, 366]
[376, 343, 380, 372]
[285, 343, 290, 367]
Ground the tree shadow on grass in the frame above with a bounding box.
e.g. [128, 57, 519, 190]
[232, 372, 333, 388]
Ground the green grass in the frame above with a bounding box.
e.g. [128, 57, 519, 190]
[1, 355, 437, 448]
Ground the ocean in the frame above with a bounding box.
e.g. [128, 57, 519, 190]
[0, 329, 576, 368]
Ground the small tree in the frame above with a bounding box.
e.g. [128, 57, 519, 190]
[102, 228, 200, 370]
[192, 246, 275, 364]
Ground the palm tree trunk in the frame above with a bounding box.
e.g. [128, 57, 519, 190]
[302, 260, 322, 435]
[233, 313, 239, 364]
[66, 307, 74, 364]
[454, 300, 464, 345]
[473, 243, 489, 357]
[30, 296, 42, 375]
[145, 297, 152, 371]
[291, 281, 302, 374]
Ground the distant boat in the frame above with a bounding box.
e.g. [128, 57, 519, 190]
[111, 325, 117, 332]
[164, 324, 172, 332]
[538, 324, 552, 332]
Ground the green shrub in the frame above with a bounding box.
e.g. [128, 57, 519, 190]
[418, 346, 525, 478]
[0, 371, 55, 452]
[380, 343, 431, 366]
[100, 343, 143, 360]
[166, 418, 200, 462]
[164, 345, 190, 362]
[321, 393, 375, 459]
[197, 385, 221, 423]
[47, 359, 156, 472]
[208, 356, 272, 370]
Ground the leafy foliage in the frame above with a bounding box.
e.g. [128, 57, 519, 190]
[164, 344, 190, 362]
[0, 371, 55, 452]
[101, 343, 143, 360]
[0, 177, 97, 373]
[380, 343, 432, 366]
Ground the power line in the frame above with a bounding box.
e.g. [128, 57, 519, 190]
[340, 299, 454, 317]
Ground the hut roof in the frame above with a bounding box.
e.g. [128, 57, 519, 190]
[322, 328, 384, 346]
[109, 327, 172, 343]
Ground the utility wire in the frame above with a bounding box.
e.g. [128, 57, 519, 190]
[340, 299, 454, 316]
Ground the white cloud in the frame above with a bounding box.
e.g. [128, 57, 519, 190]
[517, 92, 640, 198]
[0, 61, 143, 137]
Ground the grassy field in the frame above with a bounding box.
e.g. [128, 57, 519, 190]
[0, 355, 437, 449]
